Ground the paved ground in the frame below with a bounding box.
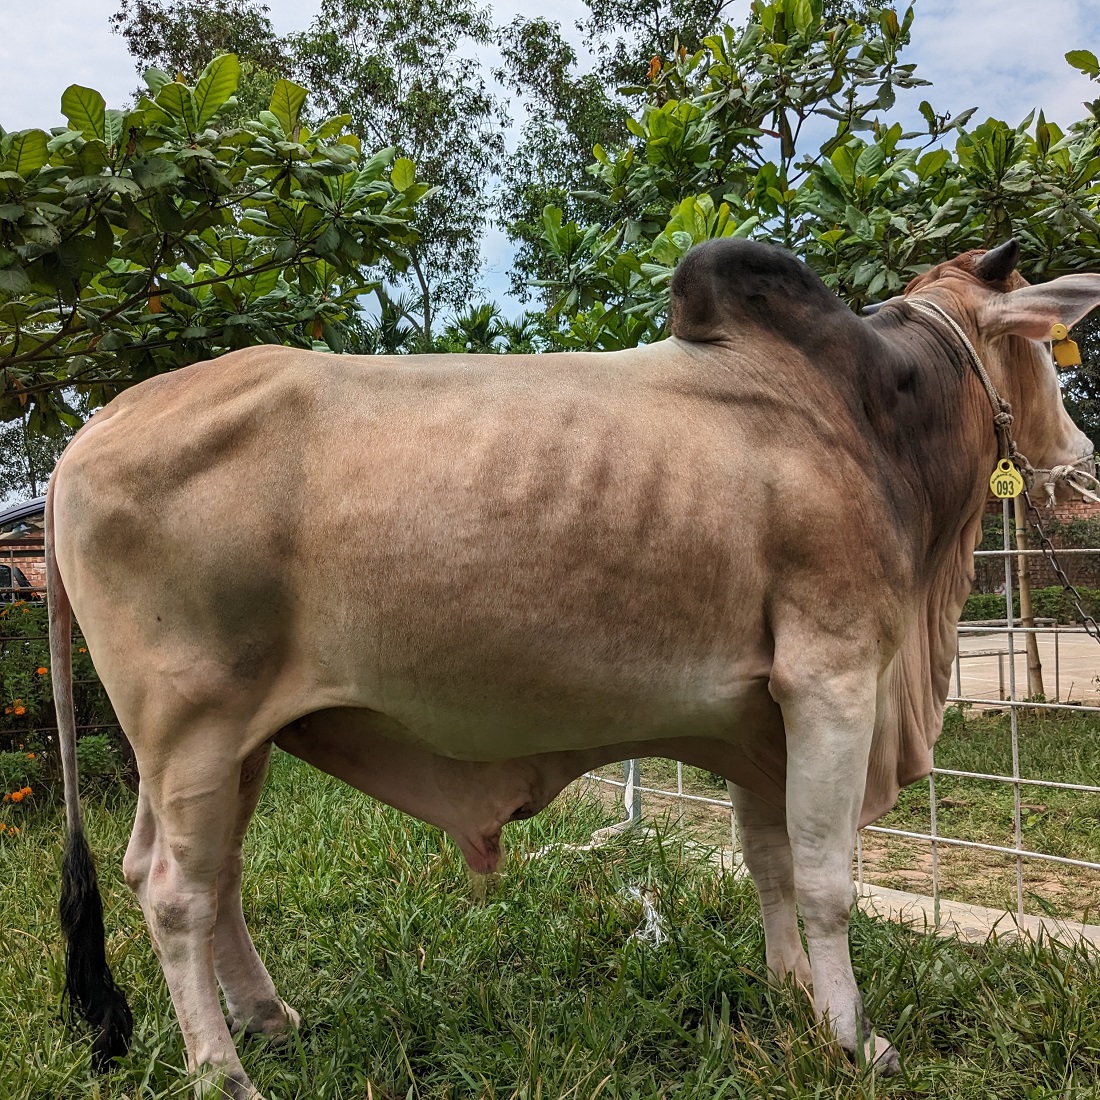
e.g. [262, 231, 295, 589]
[954, 628, 1100, 706]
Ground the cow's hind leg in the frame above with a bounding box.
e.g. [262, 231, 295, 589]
[775, 665, 899, 1074]
[727, 783, 811, 989]
[213, 743, 300, 1040]
[124, 738, 262, 1100]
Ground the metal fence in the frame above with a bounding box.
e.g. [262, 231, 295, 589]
[585, 498, 1100, 922]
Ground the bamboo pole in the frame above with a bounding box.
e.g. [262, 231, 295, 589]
[1013, 494, 1045, 699]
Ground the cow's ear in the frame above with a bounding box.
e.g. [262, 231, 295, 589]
[980, 274, 1100, 339]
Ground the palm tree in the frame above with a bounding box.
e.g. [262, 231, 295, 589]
[356, 289, 421, 354]
[439, 303, 506, 353]
[498, 312, 543, 354]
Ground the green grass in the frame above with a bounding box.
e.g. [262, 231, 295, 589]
[7, 753, 1100, 1098]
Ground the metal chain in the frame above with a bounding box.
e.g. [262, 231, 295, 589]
[1022, 487, 1100, 645]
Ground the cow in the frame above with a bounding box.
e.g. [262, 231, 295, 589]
[49, 238, 1099, 1098]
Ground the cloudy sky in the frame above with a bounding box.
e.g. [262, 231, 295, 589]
[2, 0, 1098, 309]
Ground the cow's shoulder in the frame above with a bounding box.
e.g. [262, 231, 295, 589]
[669, 239, 858, 349]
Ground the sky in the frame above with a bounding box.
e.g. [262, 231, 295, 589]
[1, 0, 1099, 312]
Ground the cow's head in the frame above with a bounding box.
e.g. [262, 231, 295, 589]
[902, 240, 1098, 495]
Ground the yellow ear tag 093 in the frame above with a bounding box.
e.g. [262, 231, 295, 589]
[990, 458, 1024, 499]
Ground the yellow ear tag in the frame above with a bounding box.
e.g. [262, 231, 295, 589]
[990, 458, 1024, 499]
[1050, 323, 1082, 369]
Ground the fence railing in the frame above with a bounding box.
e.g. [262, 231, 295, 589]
[585, 498, 1100, 922]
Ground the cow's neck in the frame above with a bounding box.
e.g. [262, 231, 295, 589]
[857, 312, 999, 824]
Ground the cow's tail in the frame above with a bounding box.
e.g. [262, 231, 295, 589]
[48, 485, 133, 1069]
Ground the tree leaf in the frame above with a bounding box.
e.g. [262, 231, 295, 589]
[269, 79, 308, 137]
[312, 114, 353, 143]
[103, 110, 125, 153]
[144, 67, 173, 95]
[391, 157, 415, 192]
[3, 130, 49, 177]
[194, 54, 241, 129]
[156, 82, 197, 132]
[1066, 50, 1100, 78]
[854, 143, 885, 178]
[61, 85, 106, 141]
[0, 265, 31, 296]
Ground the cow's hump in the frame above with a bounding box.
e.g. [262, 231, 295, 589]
[669, 238, 851, 345]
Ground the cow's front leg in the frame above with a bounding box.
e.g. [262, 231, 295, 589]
[775, 665, 899, 1074]
[727, 782, 811, 989]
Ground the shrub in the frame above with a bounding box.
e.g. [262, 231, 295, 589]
[961, 586, 1100, 624]
[1, 604, 124, 797]
[0, 604, 116, 749]
[75, 734, 122, 783]
[0, 747, 43, 792]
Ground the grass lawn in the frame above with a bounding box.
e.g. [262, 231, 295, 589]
[6, 752, 1100, 1098]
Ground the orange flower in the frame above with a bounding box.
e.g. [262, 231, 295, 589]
[8, 826, 18, 836]
[13, 706, 25, 716]
[10, 792, 23, 803]
[0, 822, 7, 831]
[3, 708, 9, 716]
[36, 667, 47, 675]
[78, 647, 87, 654]
[26, 753, 34, 760]
[2, 793, 8, 803]
[21, 787, 31, 796]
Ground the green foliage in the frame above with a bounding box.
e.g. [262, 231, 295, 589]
[0, 748, 42, 793]
[0, 408, 78, 499]
[0, 603, 118, 750]
[435, 303, 506, 353]
[0, 602, 52, 729]
[0, 56, 428, 431]
[75, 733, 124, 782]
[290, 0, 507, 344]
[110, 0, 291, 120]
[536, 0, 1100, 350]
[961, 586, 1100, 624]
[497, 2, 885, 302]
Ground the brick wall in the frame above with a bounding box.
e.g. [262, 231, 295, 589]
[0, 537, 45, 596]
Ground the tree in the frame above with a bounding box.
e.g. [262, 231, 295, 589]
[496, 0, 887, 303]
[111, 0, 290, 119]
[290, 0, 507, 345]
[0, 411, 75, 501]
[0, 56, 428, 433]
[494, 17, 628, 302]
[535, 1, 1100, 353]
[436, 303, 506, 353]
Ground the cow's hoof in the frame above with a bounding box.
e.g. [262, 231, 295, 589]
[195, 1067, 264, 1100]
[863, 1034, 900, 1075]
[228, 999, 301, 1043]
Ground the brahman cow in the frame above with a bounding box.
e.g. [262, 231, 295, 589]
[50, 238, 1099, 1097]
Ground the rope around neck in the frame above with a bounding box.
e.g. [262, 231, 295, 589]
[904, 298, 1022, 468]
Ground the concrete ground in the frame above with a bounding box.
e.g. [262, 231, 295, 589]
[953, 627, 1100, 706]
